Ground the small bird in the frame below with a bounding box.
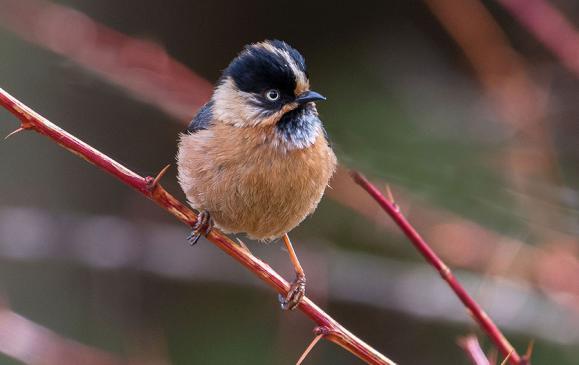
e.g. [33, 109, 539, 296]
[177, 40, 337, 310]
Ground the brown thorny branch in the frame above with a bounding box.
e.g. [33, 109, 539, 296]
[0, 86, 534, 365]
[351, 173, 532, 365]
[0, 88, 396, 365]
[4, 0, 578, 313]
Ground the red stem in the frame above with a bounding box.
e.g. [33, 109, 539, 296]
[0, 87, 396, 365]
[351, 171, 522, 365]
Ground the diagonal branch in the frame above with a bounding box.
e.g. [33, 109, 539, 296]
[0, 87, 396, 365]
[0, 0, 212, 120]
[496, 0, 579, 80]
[351, 172, 523, 365]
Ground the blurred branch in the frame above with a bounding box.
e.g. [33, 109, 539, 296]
[496, 0, 579, 79]
[0, 0, 212, 121]
[0, 87, 396, 365]
[424, 0, 566, 243]
[424, 0, 579, 316]
[0, 303, 124, 365]
[351, 172, 523, 365]
[458, 335, 491, 365]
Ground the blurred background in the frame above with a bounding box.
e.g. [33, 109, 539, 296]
[0, 0, 578, 364]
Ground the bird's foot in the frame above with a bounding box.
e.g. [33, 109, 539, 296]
[278, 275, 306, 311]
[187, 210, 213, 245]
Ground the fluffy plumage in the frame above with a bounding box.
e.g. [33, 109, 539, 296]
[177, 40, 336, 240]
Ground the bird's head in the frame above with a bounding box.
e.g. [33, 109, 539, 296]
[212, 40, 325, 131]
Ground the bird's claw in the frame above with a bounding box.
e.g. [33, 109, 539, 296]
[278, 275, 306, 310]
[187, 211, 213, 245]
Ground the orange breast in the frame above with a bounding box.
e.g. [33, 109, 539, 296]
[177, 123, 337, 240]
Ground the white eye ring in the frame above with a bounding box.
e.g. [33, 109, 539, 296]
[265, 89, 280, 101]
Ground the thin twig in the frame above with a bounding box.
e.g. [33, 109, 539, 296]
[3, 126, 25, 140]
[0, 87, 396, 365]
[459, 335, 491, 365]
[351, 171, 522, 364]
[296, 332, 324, 365]
[501, 351, 514, 365]
[521, 340, 534, 365]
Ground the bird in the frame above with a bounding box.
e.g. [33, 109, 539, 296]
[177, 40, 337, 310]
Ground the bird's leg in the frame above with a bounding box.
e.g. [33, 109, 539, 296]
[187, 210, 213, 245]
[278, 233, 306, 310]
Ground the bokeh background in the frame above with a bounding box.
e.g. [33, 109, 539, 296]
[0, 0, 578, 364]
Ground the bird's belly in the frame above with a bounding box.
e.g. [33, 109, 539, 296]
[177, 126, 336, 240]
[213, 150, 332, 239]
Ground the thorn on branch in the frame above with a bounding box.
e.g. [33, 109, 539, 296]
[385, 184, 400, 212]
[521, 339, 534, 365]
[235, 237, 252, 254]
[500, 351, 513, 365]
[3, 126, 27, 140]
[145, 164, 171, 191]
[296, 327, 331, 365]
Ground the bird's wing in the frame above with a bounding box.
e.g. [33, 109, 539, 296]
[187, 101, 214, 133]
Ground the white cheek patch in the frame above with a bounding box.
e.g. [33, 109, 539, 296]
[213, 77, 301, 128]
[212, 76, 322, 151]
[212, 78, 265, 127]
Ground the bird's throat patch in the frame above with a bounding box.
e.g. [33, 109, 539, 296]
[276, 106, 321, 150]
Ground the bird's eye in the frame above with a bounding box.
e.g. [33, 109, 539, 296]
[265, 89, 280, 101]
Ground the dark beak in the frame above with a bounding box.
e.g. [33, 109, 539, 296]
[295, 90, 326, 104]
